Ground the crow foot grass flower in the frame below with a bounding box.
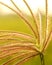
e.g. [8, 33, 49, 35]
[0, 0, 52, 65]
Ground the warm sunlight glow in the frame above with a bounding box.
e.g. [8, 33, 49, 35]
[0, 0, 52, 15]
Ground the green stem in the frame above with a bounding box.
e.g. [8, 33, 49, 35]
[40, 53, 45, 65]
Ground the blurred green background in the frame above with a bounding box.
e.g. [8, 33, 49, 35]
[0, 14, 52, 65]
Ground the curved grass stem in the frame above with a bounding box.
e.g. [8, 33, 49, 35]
[0, 31, 34, 40]
[45, 0, 48, 39]
[3, 52, 37, 65]
[44, 0, 48, 46]
[15, 53, 38, 65]
[23, 0, 39, 38]
[42, 31, 52, 52]
[10, 0, 38, 38]
[38, 10, 42, 46]
[10, 0, 22, 13]
[0, 2, 37, 39]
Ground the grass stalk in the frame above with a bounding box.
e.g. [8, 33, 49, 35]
[39, 53, 45, 65]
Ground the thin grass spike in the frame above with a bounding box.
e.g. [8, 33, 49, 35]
[3, 52, 36, 65]
[0, 49, 32, 60]
[38, 10, 42, 47]
[10, 0, 22, 13]
[44, 0, 48, 43]
[41, 0, 48, 52]
[3, 53, 28, 65]
[42, 31, 52, 52]
[0, 45, 35, 52]
[11, 0, 39, 39]
[0, 2, 37, 38]
[0, 31, 34, 39]
[15, 53, 38, 65]
[0, 45, 36, 60]
[10, 0, 37, 37]
[23, 0, 39, 38]
[0, 31, 35, 42]
[0, 43, 39, 53]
